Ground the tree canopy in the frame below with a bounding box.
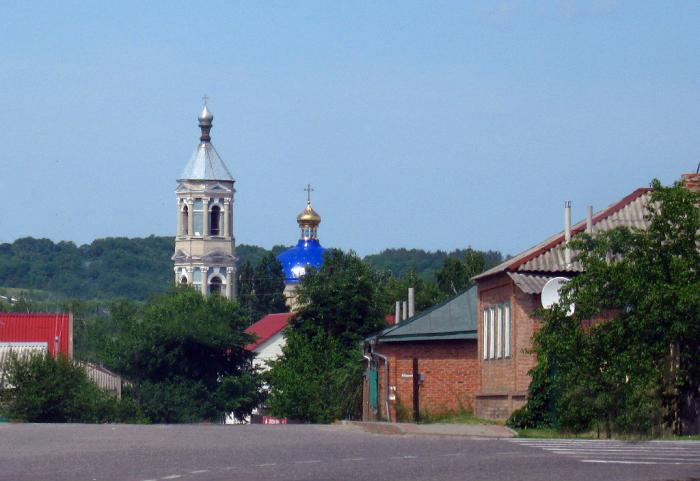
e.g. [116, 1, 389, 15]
[509, 180, 700, 435]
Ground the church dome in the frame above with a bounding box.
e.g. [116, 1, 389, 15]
[198, 105, 213, 123]
[297, 203, 321, 226]
[277, 186, 326, 284]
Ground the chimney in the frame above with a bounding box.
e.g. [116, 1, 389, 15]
[681, 172, 700, 193]
[402, 301, 408, 321]
[586, 205, 593, 235]
[395, 301, 401, 325]
[564, 201, 572, 266]
[408, 287, 415, 318]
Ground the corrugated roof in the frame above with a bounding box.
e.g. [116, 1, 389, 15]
[0, 342, 47, 387]
[507, 273, 554, 295]
[178, 142, 234, 181]
[0, 313, 71, 357]
[475, 188, 652, 281]
[244, 313, 293, 351]
[370, 286, 478, 343]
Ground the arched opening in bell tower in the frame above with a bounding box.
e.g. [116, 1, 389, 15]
[209, 276, 223, 295]
[210, 205, 221, 236]
[182, 205, 189, 235]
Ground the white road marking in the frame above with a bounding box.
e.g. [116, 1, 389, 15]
[161, 476, 182, 480]
[341, 457, 365, 461]
[438, 453, 463, 457]
[190, 470, 210, 474]
[581, 459, 700, 465]
[390, 455, 418, 459]
[295, 460, 321, 464]
[256, 463, 277, 467]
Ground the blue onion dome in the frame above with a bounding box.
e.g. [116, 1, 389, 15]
[277, 199, 325, 284]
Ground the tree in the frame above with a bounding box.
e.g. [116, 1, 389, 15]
[436, 247, 485, 296]
[1, 353, 142, 423]
[289, 249, 388, 347]
[252, 253, 287, 320]
[104, 288, 263, 423]
[383, 267, 442, 314]
[267, 250, 388, 422]
[510, 180, 700, 435]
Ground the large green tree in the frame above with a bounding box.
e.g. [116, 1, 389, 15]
[105, 288, 262, 423]
[435, 247, 485, 296]
[267, 250, 388, 422]
[510, 180, 700, 435]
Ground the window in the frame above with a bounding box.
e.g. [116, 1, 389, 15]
[483, 302, 511, 361]
[180, 275, 188, 285]
[193, 199, 204, 235]
[210, 205, 221, 236]
[483, 309, 488, 360]
[181, 205, 189, 235]
[489, 307, 495, 359]
[504, 303, 511, 358]
[209, 277, 223, 295]
[496, 305, 503, 358]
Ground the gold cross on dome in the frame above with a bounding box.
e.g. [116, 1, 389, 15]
[304, 183, 314, 203]
[202, 94, 209, 105]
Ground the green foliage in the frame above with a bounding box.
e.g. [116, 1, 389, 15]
[266, 330, 363, 423]
[365, 247, 504, 282]
[382, 267, 443, 313]
[104, 288, 262, 422]
[1, 353, 143, 423]
[290, 249, 388, 347]
[267, 250, 388, 422]
[436, 247, 485, 296]
[238, 253, 287, 323]
[509, 180, 700, 436]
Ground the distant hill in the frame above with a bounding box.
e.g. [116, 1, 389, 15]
[364, 248, 505, 281]
[0, 237, 505, 301]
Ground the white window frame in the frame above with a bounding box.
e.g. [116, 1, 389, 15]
[504, 303, 511, 358]
[489, 307, 496, 359]
[496, 305, 503, 359]
[483, 309, 488, 360]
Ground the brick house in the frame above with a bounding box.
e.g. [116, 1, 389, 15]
[472, 186, 660, 420]
[363, 286, 479, 421]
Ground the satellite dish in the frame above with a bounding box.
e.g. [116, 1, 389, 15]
[541, 277, 575, 316]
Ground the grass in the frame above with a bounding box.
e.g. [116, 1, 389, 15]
[418, 409, 500, 425]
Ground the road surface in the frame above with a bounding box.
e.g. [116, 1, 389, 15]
[0, 423, 698, 481]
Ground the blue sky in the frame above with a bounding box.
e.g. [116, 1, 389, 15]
[0, 1, 698, 256]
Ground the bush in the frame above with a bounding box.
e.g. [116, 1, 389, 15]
[1, 353, 144, 423]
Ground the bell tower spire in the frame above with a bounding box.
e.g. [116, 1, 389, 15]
[172, 100, 237, 300]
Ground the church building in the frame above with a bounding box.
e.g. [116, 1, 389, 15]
[172, 103, 237, 299]
[276, 186, 326, 307]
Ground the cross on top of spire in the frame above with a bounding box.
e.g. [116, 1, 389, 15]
[202, 94, 209, 105]
[304, 183, 314, 204]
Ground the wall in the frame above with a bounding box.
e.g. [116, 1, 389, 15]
[475, 273, 538, 420]
[0, 313, 72, 358]
[364, 339, 479, 421]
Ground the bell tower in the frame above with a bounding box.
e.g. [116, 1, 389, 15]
[172, 101, 237, 299]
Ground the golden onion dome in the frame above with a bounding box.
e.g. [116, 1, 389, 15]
[297, 202, 321, 227]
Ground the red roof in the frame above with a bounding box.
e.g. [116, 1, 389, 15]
[0, 312, 72, 357]
[244, 312, 293, 351]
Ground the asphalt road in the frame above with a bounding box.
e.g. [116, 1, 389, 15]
[0, 423, 698, 481]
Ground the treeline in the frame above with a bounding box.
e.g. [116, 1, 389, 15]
[0, 237, 505, 301]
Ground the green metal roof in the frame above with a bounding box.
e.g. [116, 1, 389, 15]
[369, 286, 478, 343]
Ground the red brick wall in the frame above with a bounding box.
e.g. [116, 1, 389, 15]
[364, 339, 479, 421]
[475, 273, 540, 419]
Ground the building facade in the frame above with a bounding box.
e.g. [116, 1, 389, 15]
[172, 104, 237, 299]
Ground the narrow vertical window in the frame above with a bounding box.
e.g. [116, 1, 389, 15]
[193, 199, 204, 235]
[496, 305, 503, 358]
[504, 303, 511, 358]
[210, 205, 221, 236]
[483, 309, 488, 360]
[182, 205, 189, 235]
[489, 307, 496, 360]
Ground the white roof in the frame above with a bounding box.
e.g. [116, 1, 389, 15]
[178, 142, 234, 182]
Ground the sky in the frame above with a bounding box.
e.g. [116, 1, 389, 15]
[0, 1, 698, 257]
